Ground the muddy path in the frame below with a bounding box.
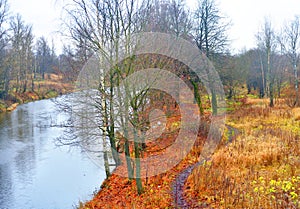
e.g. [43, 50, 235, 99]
[171, 125, 239, 208]
[172, 161, 202, 208]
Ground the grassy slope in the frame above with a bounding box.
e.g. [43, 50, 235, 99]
[82, 97, 300, 209]
[185, 98, 300, 208]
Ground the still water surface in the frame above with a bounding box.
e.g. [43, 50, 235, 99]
[0, 97, 106, 209]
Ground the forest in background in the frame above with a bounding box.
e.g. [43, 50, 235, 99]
[0, 0, 299, 110]
[0, 0, 86, 111]
[1, 0, 300, 208]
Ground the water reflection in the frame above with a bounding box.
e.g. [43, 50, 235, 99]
[0, 164, 13, 209]
[0, 97, 106, 209]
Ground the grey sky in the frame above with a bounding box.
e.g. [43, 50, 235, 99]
[9, 0, 300, 54]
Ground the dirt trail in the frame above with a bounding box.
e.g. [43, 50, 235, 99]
[172, 161, 202, 208]
[172, 125, 239, 208]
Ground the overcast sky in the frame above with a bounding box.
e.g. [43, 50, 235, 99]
[9, 0, 67, 53]
[218, 0, 300, 53]
[8, 0, 300, 54]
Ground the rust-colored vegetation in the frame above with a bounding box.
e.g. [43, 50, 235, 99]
[185, 98, 300, 208]
[80, 95, 300, 209]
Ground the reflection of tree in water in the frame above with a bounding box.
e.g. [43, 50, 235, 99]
[53, 93, 115, 172]
[10, 106, 34, 142]
[14, 144, 36, 186]
[0, 163, 13, 208]
[0, 105, 36, 209]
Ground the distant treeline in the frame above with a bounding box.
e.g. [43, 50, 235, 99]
[1, 0, 299, 108]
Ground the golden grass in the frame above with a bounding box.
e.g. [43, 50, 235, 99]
[80, 97, 300, 209]
[185, 104, 300, 208]
[292, 108, 300, 121]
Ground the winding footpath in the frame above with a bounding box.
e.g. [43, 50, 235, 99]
[172, 161, 202, 208]
[172, 125, 239, 208]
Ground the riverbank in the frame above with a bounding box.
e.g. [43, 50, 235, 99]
[80, 102, 228, 208]
[0, 74, 73, 113]
[82, 114, 212, 208]
[0, 97, 106, 209]
[81, 98, 300, 208]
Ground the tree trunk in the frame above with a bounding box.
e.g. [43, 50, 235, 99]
[133, 109, 143, 195]
[267, 47, 274, 107]
[211, 89, 217, 115]
[103, 145, 111, 178]
[192, 80, 203, 114]
[101, 74, 111, 178]
[259, 53, 265, 98]
[293, 62, 299, 106]
[269, 81, 274, 107]
[119, 83, 134, 180]
[109, 73, 121, 166]
[124, 128, 134, 179]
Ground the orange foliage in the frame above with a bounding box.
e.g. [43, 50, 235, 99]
[82, 105, 210, 209]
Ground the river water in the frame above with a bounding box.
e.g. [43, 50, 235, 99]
[0, 97, 106, 209]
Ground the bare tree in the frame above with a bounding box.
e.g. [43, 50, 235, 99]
[0, 0, 8, 48]
[64, 0, 129, 174]
[278, 16, 300, 106]
[62, 0, 151, 194]
[217, 53, 247, 99]
[35, 37, 52, 80]
[193, 0, 229, 58]
[9, 14, 34, 94]
[193, 0, 230, 114]
[273, 53, 289, 98]
[256, 18, 277, 107]
[62, 0, 223, 195]
[0, 0, 9, 99]
[137, 0, 192, 38]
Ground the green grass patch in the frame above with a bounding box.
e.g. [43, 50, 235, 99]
[45, 90, 58, 98]
[247, 94, 259, 99]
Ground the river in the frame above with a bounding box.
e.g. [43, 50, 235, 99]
[0, 97, 107, 209]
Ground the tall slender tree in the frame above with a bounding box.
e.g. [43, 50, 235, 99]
[256, 18, 277, 107]
[0, 0, 8, 49]
[9, 14, 34, 94]
[193, 0, 230, 114]
[280, 16, 300, 106]
[35, 37, 53, 79]
[63, 0, 148, 193]
[138, 0, 192, 38]
[0, 0, 9, 99]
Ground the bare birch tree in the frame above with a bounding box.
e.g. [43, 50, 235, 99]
[62, 0, 151, 194]
[256, 18, 277, 107]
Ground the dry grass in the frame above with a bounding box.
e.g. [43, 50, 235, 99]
[80, 97, 300, 209]
[0, 73, 74, 112]
[185, 102, 300, 208]
[292, 108, 300, 121]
